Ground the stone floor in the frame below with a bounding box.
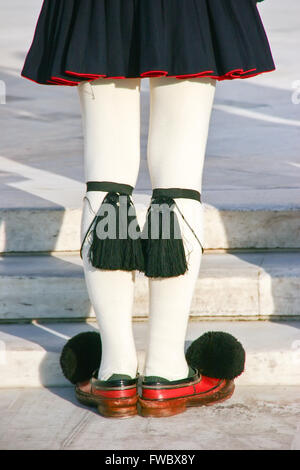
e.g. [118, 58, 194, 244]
[0, 385, 299, 450]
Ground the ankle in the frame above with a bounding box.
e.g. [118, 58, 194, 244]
[143, 362, 190, 382]
[97, 362, 138, 381]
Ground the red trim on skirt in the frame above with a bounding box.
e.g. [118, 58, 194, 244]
[21, 67, 276, 86]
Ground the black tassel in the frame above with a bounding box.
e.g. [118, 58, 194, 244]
[141, 196, 188, 278]
[86, 191, 145, 272]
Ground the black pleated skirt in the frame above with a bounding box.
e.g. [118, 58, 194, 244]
[21, 0, 275, 86]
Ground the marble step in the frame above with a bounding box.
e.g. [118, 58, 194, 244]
[1, 198, 300, 253]
[0, 320, 299, 388]
[1, 251, 300, 321]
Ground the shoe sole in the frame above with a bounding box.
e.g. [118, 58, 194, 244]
[137, 380, 235, 418]
[75, 387, 138, 419]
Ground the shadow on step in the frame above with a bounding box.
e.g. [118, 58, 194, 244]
[202, 80, 300, 326]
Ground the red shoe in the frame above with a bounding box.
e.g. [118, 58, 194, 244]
[138, 367, 235, 418]
[75, 370, 139, 418]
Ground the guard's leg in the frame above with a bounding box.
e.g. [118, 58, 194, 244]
[144, 76, 216, 380]
[78, 78, 142, 380]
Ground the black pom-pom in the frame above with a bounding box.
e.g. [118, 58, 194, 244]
[60, 331, 101, 384]
[185, 331, 245, 380]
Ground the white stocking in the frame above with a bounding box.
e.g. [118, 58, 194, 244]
[78, 76, 216, 382]
[78, 78, 141, 380]
[144, 76, 216, 380]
